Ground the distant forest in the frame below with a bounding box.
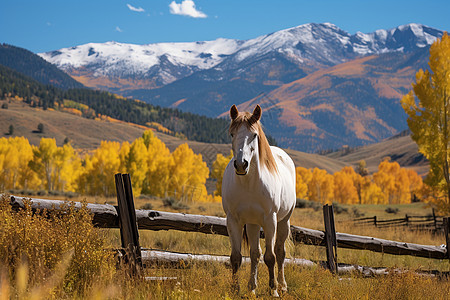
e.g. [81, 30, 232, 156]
[0, 64, 233, 143]
[0, 44, 84, 90]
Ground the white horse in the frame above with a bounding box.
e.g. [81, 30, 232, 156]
[222, 104, 296, 297]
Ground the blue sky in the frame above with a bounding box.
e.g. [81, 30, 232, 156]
[1, 0, 450, 53]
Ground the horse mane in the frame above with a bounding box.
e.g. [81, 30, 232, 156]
[229, 112, 278, 174]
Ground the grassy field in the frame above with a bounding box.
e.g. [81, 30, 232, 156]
[1, 194, 449, 299]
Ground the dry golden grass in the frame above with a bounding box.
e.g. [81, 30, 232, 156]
[1, 193, 449, 299]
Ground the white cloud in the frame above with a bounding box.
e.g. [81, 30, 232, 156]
[115, 26, 123, 32]
[127, 3, 145, 13]
[169, 0, 207, 18]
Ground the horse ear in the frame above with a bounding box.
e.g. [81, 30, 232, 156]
[252, 105, 262, 122]
[230, 105, 239, 120]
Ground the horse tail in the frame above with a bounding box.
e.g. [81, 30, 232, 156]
[242, 224, 249, 250]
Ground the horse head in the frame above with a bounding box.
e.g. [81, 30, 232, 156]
[229, 105, 262, 176]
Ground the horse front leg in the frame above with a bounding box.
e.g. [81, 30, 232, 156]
[246, 224, 262, 295]
[275, 219, 290, 293]
[226, 216, 243, 292]
[263, 213, 278, 297]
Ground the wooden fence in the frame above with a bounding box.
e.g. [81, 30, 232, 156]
[351, 211, 446, 232]
[7, 195, 449, 260]
[3, 173, 450, 277]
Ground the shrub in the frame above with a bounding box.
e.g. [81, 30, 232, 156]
[140, 203, 153, 210]
[0, 195, 115, 297]
[352, 207, 365, 218]
[37, 123, 44, 133]
[295, 198, 321, 211]
[385, 207, 399, 214]
[162, 197, 189, 210]
[332, 202, 348, 214]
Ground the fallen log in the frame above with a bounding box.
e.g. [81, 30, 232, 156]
[139, 249, 447, 278]
[9, 195, 118, 228]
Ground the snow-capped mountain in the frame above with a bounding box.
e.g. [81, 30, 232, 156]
[38, 23, 444, 152]
[40, 38, 243, 87]
[39, 23, 442, 89]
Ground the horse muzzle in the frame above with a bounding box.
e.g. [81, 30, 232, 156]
[234, 159, 249, 176]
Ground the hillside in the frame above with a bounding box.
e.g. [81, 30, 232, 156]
[0, 43, 84, 90]
[0, 99, 348, 173]
[0, 100, 427, 176]
[0, 63, 231, 144]
[324, 132, 428, 176]
[234, 50, 430, 152]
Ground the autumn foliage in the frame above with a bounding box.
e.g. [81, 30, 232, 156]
[0, 131, 212, 202]
[295, 160, 423, 205]
[0, 133, 425, 205]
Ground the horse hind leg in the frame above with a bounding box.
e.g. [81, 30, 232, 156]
[246, 224, 262, 295]
[263, 214, 279, 297]
[275, 219, 290, 293]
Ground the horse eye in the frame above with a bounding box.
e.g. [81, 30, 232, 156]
[230, 133, 234, 138]
[253, 133, 258, 139]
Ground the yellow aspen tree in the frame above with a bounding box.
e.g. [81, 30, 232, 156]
[141, 130, 174, 198]
[169, 143, 209, 202]
[361, 178, 385, 204]
[308, 168, 334, 204]
[295, 167, 312, 200]
[406, 169, 423, 201]
[52, 143, 81, 192]
[394, 168, 411, 204]
[77, 141, 121, 196]
[118, 141, 130, 174]
[0, 138, 14, 190]
[333, 166, 359, 204]
[0, 137, 24, 190]
[13, 137, 38, 190]
[125, 138, 148, 197]
[373, 160, 396, 204]
[211, 151, 233, 197]
[401, 32, 450, 213]
[29, 138, 58, 191]
[5, 137, 21, 190]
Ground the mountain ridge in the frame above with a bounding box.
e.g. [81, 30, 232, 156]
[39, 23, 441, 90]
[0, 43, 84, 90]
[37, 22, 443, 152]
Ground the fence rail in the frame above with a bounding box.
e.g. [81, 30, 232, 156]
[7, 194, 449, 260]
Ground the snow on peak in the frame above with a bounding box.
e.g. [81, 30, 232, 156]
[39, 38, 242, 80]
[39, 23, 442, 84]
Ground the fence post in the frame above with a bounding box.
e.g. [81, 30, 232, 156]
[444, 217, 450, 261]
[115, 173, 142, 276]
[323, 204, 338, 273]
[432, 208, 437, 231]
[374, 216, 377, 227]
[405, 214, 409, 227]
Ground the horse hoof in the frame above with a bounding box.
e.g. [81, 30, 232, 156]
[272, 289, 279, 297]
[251, 289, 256, 296]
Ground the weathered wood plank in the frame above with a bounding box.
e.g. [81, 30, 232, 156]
[9, 195, 119, 228]
[335, 232, 447, 259]
[140, 249, 316, 267]
[323, 204, 337, 273]
[140, 250, 446, 278]
[115, 173, 142, 274]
